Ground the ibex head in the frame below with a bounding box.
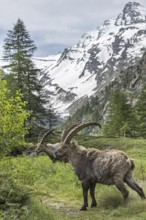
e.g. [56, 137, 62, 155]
[36, 129, 61, 163]
[36, 122, 101, 163]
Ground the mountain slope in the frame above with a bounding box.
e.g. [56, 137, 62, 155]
[32, 2, 146, 117]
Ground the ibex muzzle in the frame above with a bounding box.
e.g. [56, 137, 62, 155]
[36, 129, 62, 163]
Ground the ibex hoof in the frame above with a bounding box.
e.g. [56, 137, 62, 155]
[80, 206, 87, 211]
[91, 202, 97, 208]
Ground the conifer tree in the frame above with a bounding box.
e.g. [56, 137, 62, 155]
[3, 19, 36, 90]
[2, 19, 47, 127]
[103, 89, 134, 137]
[136, 85, 146, 138]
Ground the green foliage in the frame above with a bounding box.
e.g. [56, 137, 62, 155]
[2, 18, 49, 127]
[0, 79, 30, 155]
[103, 89, 135, 137]
[1, 136, 146, 219]
[20, 198, 67, 220]
[3, 18, 37, 93]
[136, 85, 146, 138]
[0, 157, 30, 219]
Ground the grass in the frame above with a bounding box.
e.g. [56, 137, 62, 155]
[1, 136, 146, 219]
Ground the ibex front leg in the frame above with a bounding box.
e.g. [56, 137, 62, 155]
[80, 181, 90, 211]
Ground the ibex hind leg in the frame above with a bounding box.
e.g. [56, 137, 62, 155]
[124, 175, 145, 199]
[113, 177, 129, 202]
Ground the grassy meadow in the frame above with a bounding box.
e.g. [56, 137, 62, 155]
[1, 136, 146, 220]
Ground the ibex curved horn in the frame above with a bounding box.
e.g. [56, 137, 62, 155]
[61, 123, 80, 142]
[38, 130, 46, 143]
[63, 122, 101, 144]
[36, 129, 55, 152]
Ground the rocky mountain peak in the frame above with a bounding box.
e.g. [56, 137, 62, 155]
[2, 2, 146, 119]
[31, 2, 146, 118]
[115, 2, 146, 26]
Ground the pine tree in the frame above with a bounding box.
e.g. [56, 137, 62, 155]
[2, 19, 47, 127]
[136, 85, 146, 138]
[92, 108, 99, 121]
[103, 89, 134, 137]
[3, 19, 36, 90]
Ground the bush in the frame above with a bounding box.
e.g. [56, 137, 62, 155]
[0, 79, 30, 156]
[0, 171, 30, 219]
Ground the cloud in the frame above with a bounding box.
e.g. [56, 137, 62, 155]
[0, 0, 146, 56]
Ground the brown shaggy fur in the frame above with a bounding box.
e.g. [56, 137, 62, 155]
[56, 142, 145, 211]
[36, 123, 145, 211]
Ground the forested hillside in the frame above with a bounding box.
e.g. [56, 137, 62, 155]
[66, 51, 146, 137]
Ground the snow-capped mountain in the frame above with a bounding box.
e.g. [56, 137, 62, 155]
[33, 2, 146, 118]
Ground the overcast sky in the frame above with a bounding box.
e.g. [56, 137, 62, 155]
[0, 0, 146, 57]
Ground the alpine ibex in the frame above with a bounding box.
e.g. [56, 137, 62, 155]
[36, 123, 81, 162]
[36, 122, 145, 211]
